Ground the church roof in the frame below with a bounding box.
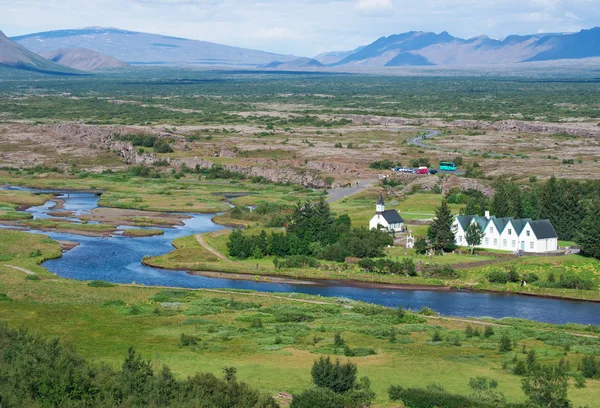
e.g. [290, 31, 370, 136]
[382, 210, 404, 224]
[377, 193, 385, 206]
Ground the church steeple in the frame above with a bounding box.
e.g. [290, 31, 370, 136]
[376, 193, 385, 214]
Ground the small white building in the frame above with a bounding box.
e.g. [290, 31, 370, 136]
[369, 194, 404, 233]
[453, 211, 558, 253]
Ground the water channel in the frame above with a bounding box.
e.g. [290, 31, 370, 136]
[3, 187, 600, 325]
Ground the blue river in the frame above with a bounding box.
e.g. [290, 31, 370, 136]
[4, 188, 600, 325]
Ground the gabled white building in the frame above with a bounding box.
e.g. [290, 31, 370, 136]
[453, 211, 558, 253]
[369, 194, 404, 233]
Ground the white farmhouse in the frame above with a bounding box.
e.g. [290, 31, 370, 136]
[369, 194, 404, 233]
[453, 211, 558, 253]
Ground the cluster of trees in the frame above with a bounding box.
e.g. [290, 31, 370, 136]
[291, 357, 375, 408]
[452, 177, 600, 259]
[358, 257, 416, 276]
[227, 199, 393, 263]
[389, 362, 573, 408]
[0, 324, 277, 408]
[230, 202, 290, 228]
[113, 133, 174, 153]
[369, 159, 401, 170]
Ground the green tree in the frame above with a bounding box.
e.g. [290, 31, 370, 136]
[465, 222, 485, 254]
[311, 357, 357, 394]
[491, 179, 512, 218]
[414, 237, 428, 254]
[577, 199, 600, 260]
[521, 365, 572, 408]
[499, 334, 512, 352]
[427, 199, 456, 251]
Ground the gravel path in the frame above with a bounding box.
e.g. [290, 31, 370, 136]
[5, 265, 37, 275]
[327, 179, 377, 203]
[195, 234, 232, 262]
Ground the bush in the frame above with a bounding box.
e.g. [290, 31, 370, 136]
[277, 255, 320, 269]
[179, 333, 199, 347]
[87, 280, 115, 288]
[369, 159, 396, 170]
[0, 293, 12, 302]
[499, 334, 512, 352]
[389, 385, 496, 408]
[24, 275, 40, 281]
[291, 387, 347, 408]
[513, 360, 528, 375]
[484, 326, 495, 338]
[311, 357, 357, 393]
[580, 355, 599, 378]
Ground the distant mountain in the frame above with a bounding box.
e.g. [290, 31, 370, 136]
[40, 48, 127, 71]
[12, 27, 297, 67]
[313, 47, 366, 65]
[0, 30, 80, 75]
[265, 57, 324, 69]
[327, 28, 600, 67]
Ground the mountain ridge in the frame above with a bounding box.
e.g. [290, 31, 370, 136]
[0, 30, 82, 75]
[319, 28, 600, 67]
[12, 27, 297, 67]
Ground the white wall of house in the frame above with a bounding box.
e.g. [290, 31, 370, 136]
[453, 217, 558, 253]
[370, 214, 388, 231]
[369, 215, 403, 233]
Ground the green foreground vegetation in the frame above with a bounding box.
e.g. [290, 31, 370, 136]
[2, 229, 600, 407]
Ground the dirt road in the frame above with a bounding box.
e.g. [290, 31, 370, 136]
[327, 179, 376, 203]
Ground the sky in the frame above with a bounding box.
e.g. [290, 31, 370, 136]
[1, 0, 599, 56]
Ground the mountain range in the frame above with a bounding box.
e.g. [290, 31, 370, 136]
[316, 28, 600, 67]
[12, 27, 296, 67]
[3, 26, 600, 74]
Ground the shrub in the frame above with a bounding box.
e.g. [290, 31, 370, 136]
[499, 334, 512, 352]
[311, 357, 357, 393]
[389, 385, 496, 407]
[24, 275, 40, 281]
[487, 270, 509, 284]
[484, 326, 495, 338]
[0, 293, 12, 302]
[334, 332, 345, 348]
[179, 333, 199, 347]
[343, 346, 376, 357]
[87, 280, 115, 288]
[580, 355, 599, 378]
[513, 360, 528, 375]
[369, 159, 395, 170]
[431, 330, 442, 342]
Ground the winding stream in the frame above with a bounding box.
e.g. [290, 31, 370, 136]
[3, 188, 600, 325]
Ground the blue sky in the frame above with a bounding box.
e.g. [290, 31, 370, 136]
[1, 0, 599, 56]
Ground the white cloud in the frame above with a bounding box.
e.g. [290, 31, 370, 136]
[355, 0, 393, 15]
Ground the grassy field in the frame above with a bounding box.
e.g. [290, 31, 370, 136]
[0, 172, 323, 214]
[330, 190, 463, 228]
[1, 229, 600, 407]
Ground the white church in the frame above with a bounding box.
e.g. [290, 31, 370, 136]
[369, 194, 404, 233]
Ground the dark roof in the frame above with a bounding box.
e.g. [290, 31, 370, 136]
[530, 219, 558, 239]
[377, 193, 385, 206]
[455, 215, 474, 231]
[382, 210, 404, 224]
[510, 218, 532, 236]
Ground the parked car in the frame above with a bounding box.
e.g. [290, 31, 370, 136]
[429, 169, 438, 175]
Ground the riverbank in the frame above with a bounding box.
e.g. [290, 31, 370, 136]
[144, 229, 600, 303]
